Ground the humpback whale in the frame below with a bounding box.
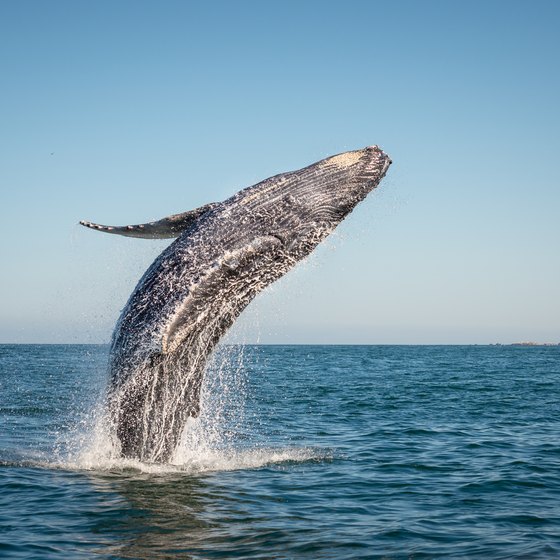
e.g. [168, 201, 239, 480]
[81, 146, 391, 462]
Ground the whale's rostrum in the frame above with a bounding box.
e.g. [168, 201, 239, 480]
[81, 146, 391, 462]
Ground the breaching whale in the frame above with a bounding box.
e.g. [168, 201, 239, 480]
[81, 146, 391, 462]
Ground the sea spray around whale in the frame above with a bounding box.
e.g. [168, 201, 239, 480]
[58, 345, 331, 474]
[81, 146, 391, 463]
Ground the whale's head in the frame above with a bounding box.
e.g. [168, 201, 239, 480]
[250, 145, 391, 257]
[308, 144, 391, 216]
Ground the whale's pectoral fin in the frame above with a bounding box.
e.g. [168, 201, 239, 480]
[79, 203, 218, 239]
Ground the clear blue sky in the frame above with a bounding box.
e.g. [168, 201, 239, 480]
[1, 0, 558, 344]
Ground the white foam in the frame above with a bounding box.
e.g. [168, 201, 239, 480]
[51, 345, 330, 476]
[60, 445, 329, 475]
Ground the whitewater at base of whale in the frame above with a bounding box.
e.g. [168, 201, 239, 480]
[50, 345, 330, 475]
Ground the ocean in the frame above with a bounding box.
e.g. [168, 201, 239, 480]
[0, 344, 559, 559]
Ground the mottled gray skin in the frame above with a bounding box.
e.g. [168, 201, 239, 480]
[82, 146, 391, 462]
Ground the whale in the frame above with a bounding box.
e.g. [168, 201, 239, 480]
[81, 146, 391, 462]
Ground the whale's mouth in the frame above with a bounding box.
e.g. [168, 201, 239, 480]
[381, 154, 392, 176]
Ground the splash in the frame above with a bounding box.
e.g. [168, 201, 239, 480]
[57, 345, 330, 475]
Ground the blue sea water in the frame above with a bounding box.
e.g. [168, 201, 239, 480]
[0, 344, 559, 559]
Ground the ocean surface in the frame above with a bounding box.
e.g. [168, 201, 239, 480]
[0, 344, 559, 559]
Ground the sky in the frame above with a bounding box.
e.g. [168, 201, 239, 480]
[1, 0, 559, 344]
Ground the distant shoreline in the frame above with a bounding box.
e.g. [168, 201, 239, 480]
[494, 342, 560, 347]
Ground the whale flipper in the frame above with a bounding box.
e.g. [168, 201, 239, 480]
[79, 203, 217, 239]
